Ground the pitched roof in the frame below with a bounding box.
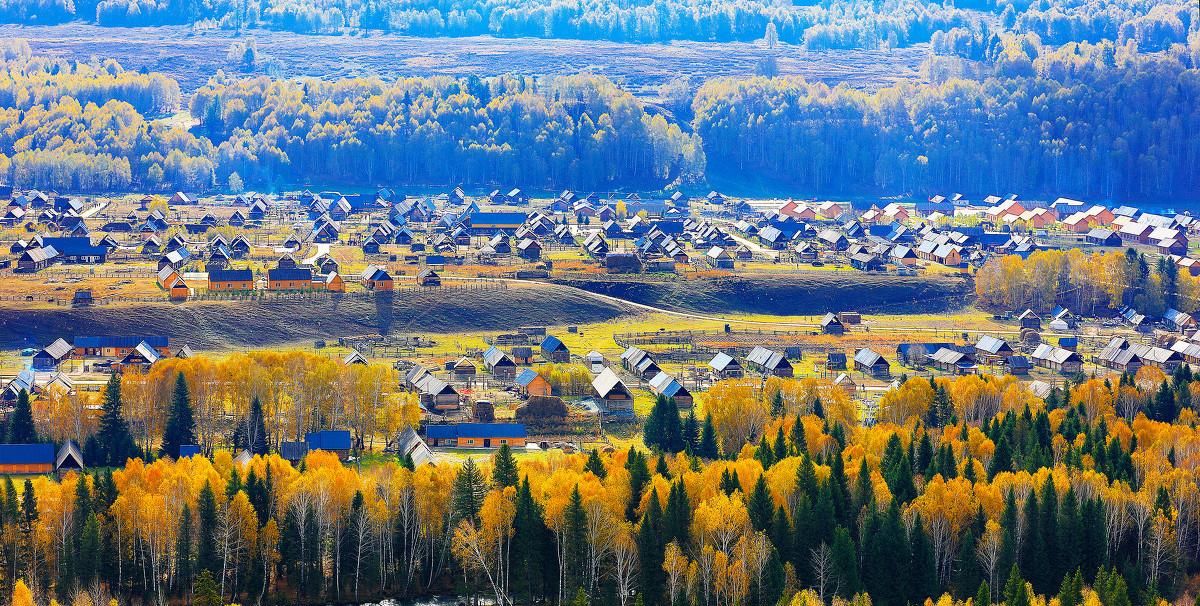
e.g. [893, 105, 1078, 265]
[747, 346, 789, 370]
[975, 335, 1011, 354]
[592, 368, 628, 398]
[854, 348, 887, 367]
[426, 423, 527, 440]
[40, 338, 72, 360]
[710, 352, 740, 371]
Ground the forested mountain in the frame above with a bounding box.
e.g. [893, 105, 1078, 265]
[1, 32, 1199, 198]
[0, 0, 1192, 51]
[692, 35, 1200, 199]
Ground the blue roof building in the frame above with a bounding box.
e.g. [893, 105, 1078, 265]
[425, 423, 527, 448]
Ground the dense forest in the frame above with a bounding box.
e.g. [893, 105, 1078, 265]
[6, 352, 1200, 606]
[974, 248, 1194, 317]
[2, 30, 1200, 198]
[693, 34, 1200, 199]
[0, 0, 1193, 51]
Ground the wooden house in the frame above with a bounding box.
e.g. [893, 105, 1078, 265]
[648, 371, 693, 409]
[0, 444, 56, 474]
[1017, 309, 1041, 330]
[854, 348, 891, 377]
[32, 339, 72, 370]
[157, 266, 190, 300]
[621, 347, 662, 380]
[709, 352, 744, 378]
[324, 272, 345, 293]
[451, 357, 478, 380]
[975, 336, 1014, 362]
[418, 268, 441, 287]
[305, 430, 352, 460]
[18, 246, 58, 272]
[267, 267, 314, 291]
[1031, 344, 1083, 374]
[746, 346, 793, 377]
[592, 368, 633, 415]
[515, 369, 552, 397]
[483, 346, 517, 381]
[406, 367, 461, 411]
[362, 265, 395, 291]
[821, 313, 845, 335]
[540, 335, 570, 363]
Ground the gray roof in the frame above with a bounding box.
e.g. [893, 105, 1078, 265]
[975, 335, 1012, 355]
[592, 368, 628, 398]
[648, 371, 687, 398]
[746, 346, 789, 370]
[854, 348, 887, 367]
[40, 338, 72, 361]
[709, 352, 740, 371]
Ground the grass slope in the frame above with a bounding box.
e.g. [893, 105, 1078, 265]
[553, 273, 972, 316]
[0, 284, 628, 349]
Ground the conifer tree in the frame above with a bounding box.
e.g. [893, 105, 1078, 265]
[491, 443, 519, 488]
[160, 372, 197, 458]
[5, 391, 37, 444]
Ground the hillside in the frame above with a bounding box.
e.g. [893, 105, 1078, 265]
[0, 284, 628, 349]
[552, 272, 972, 315]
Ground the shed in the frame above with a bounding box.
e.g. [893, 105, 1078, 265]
[540, 335, 570, 363]
[746, 346, 793, 377]
[647, 371, 693, 408]
[854, 348, 891, 377]
[395, 427, 435, 466]
[709, 352, 744, 378]
[482, 347, 517, 381]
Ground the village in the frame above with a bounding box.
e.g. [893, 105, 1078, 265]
[1, 186, 1198, 472]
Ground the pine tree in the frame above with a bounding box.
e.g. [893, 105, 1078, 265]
[626, 448, 650, 520]
[175, 504, 194, 596]
[492, 443, 519, 488]
[193, 569, 222, 606]
[976, 581, 991, 606]
[585, 449, 607, 478]
[1005, 564, 1029, 606]
[682, 411, 700, 453]
[698, 414, 720, 459]
[637, 488, 666, 606]
[451, 458, 489, 524]
[748, 474, 774, 531]
[662, 481, 691, 547]
[773, 425, 788, 462]
[5, 390, 37, 444]
[907, 514, 937, 603]
[235, 395, 269, 455]
[97, 374, 138, 466]
[160, 372, 197, 458]
[831, 526, 860, 597]
[563, 486, 588, 598]
[790, 414, 808, 455]
[511, 477, 552, 602]
[196, 483, 218, 575]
